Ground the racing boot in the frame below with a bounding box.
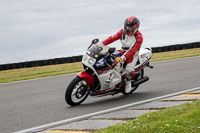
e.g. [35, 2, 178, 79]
[124, 71, 134, 93]
[125, 79, 132, 93]
[124, 71, 140, 93]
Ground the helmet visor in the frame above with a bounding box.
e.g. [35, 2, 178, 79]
[124, 26, 132, 34]
[124, 25, 137, 34]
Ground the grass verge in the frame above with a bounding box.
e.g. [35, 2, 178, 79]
[94, 100, 200, 133]
[0, 48, 200, 84]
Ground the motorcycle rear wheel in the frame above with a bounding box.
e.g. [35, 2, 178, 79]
[65, 76, 90, 106]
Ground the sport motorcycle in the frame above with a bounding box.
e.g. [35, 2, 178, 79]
[65, 42, 153, 106]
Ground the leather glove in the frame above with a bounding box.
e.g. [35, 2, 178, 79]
[112, 56, 126, 67]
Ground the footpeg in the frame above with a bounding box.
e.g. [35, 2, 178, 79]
[147, 65, 154, 69]
[146, 62, 154, 69]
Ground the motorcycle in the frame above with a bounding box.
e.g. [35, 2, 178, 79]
[65, 42, 153, 106]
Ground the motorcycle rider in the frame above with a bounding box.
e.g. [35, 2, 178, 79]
[93, 16, 143, 93]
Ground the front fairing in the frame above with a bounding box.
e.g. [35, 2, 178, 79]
[82, 43, 122, 93]
[84, 44, 113, 73]
[83, 43, 125, 74]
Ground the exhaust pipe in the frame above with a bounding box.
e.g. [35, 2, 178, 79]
[132, 76, 149, 87]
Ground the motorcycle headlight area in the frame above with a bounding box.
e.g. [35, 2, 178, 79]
[82, 54, 88, 61]
[88, 58, 95, 64]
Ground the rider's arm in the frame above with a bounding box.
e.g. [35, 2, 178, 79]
[102, 29, 122, 45]
[124, 31, 143, 60]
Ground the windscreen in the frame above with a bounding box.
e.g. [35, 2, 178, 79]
[87, 43, 110, 59]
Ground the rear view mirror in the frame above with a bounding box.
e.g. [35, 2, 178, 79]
[108, 48, 116, 54]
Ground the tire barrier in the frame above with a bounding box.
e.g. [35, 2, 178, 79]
[0, 42, 200, 71]
[151, 42, 200, 53]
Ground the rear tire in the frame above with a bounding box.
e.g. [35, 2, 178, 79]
[65, 76, 90, 106]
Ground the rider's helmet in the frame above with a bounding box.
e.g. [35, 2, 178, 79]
[123, 16, 140, 36]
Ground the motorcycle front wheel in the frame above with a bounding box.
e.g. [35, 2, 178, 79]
[65, 76, 90, 106]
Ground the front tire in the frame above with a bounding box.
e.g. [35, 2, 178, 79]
[65, 76, 90, 106]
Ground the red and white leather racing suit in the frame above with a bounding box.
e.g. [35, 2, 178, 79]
[102, 29, 143, 77]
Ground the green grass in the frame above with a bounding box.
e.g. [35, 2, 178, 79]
[94, 100, 200, 133]
[0, 62, 83, 84]
[0, 48, 200, 84]
[151, 47, 200, 62]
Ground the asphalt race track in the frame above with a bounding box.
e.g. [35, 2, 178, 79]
[0, 56, 200, 133]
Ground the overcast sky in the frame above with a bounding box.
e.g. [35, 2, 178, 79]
[0, 0, 200, 64]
